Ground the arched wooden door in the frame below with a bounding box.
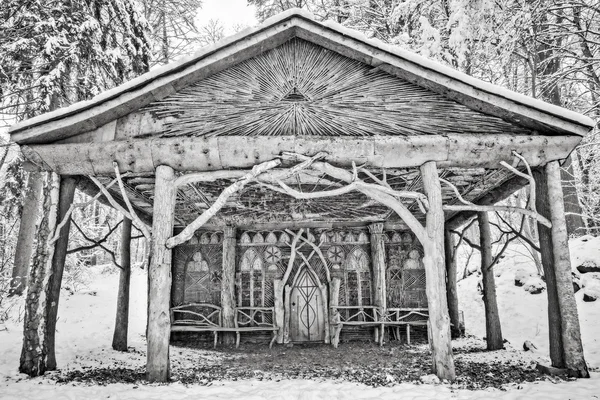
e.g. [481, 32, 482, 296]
[290, 267, 325, 342]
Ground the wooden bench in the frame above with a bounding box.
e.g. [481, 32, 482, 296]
[233, 307, 279, 348]
[330, 306, 384, 348]
[170, 304, 279, 348]
[379, 308, 429, 345]
[170, 303, 223, 348]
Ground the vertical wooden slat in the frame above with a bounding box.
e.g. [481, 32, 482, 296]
[546, 161, 589, 378]
[147, 165, 176, 382]
[420, 161, 456, 381]
[221, 226, 237, 345]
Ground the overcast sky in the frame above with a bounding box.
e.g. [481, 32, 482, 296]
[195, 0, 258, 33]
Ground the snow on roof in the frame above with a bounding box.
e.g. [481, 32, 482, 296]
[9, 8, 595, 137]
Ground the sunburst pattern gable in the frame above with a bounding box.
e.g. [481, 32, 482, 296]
[144, 39, 531, 138]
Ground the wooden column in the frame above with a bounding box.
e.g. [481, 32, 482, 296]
[221, 226, 237, 345]
[112, 217, 132, 351]
[19, 172, 60, 377]
[9, 172, 43, 296]
[420, 161, 456, 381]
[273, 280, 285, 343]
[533, 168, 564, 367]
[477, 212, 503, 350]
[329, 277, 341, 346]
[46, 175, 78, 370]
[369, 222, 386, 309]
[444, 229, 460, 337]
[147, 165, 176, 382]
[546, 161, 589, 378]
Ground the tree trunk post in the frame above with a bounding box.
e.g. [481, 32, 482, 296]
[221, 225, 237, 345]
[147, 165, 176, 383]
[560, 156, 585, 236]
[369, 222, 386, 310]
[444, 229, 461, 338]
[10, 172, 44, 296]
[533, 168, 565, 368]
[546, 161, 589, 378]
[45, 176, 78, 370]
[369, 222, 386, 343]
[477, 212, 504, 350]
[420, 161, 456, 381]
[19, 172, 60, 377]
[113, 217, 132, 351]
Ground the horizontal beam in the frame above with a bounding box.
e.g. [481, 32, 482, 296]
[24, 134, 582, 175]
[179, 220, 410, 232]
[445, 174, 528, 230]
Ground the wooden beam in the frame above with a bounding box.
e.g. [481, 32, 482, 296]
[221, 226, 237, 345]
[24, 134, 581, 175]
[420, 161, 456, 381]
[76, 177, 153, 227]
[445, 174, 529, 230]
[546, 161, 589, 378]
[477, 211, 503, 351]
[147, 165, 176, 382]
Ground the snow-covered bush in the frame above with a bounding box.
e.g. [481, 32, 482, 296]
[522, 276, 545, 295]
[583, 279, 600, 302]
[514, 268, 535, 287]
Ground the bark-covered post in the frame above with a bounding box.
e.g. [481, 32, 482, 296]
[9, 172, 43, 296]
[420, 161, 456, 381]
[221, 225, 237, 345]
[533, 168, 565, 368]
[113, 217, 132, 351]
[444, 229, 460, 337]
[19, 172, 60, 377]
[477, 212, 503, 350]
[546, 161, 589, 378]
[46, 176, 78, 370]
[369, 222, 386, 309]
[147, 165, 176, 382]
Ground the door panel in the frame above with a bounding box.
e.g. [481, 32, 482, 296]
[290, 268, 325, 342]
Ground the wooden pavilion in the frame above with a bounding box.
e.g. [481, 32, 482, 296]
[9, 9, 594, 382]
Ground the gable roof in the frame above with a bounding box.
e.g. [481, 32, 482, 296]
[9, 8, 595, 144]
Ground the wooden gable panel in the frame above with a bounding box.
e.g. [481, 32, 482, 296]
[139, 39, 532, 139]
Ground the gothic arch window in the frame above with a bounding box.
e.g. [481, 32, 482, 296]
[184, 251, 220, 303]
[345, 248, 372, 307]
[238, 249, 264, 307]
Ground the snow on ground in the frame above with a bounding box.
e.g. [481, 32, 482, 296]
[2, 240, 600, 399]
[458, 238, 600, 369]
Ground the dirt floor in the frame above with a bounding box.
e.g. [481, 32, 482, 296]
[54, 337, 567, 390]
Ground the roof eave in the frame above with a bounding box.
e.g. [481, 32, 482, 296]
[9, 9, 595, 145]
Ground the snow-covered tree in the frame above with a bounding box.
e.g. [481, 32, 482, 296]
[139, 0, 203, 65]
[0, 0, 152, 123]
